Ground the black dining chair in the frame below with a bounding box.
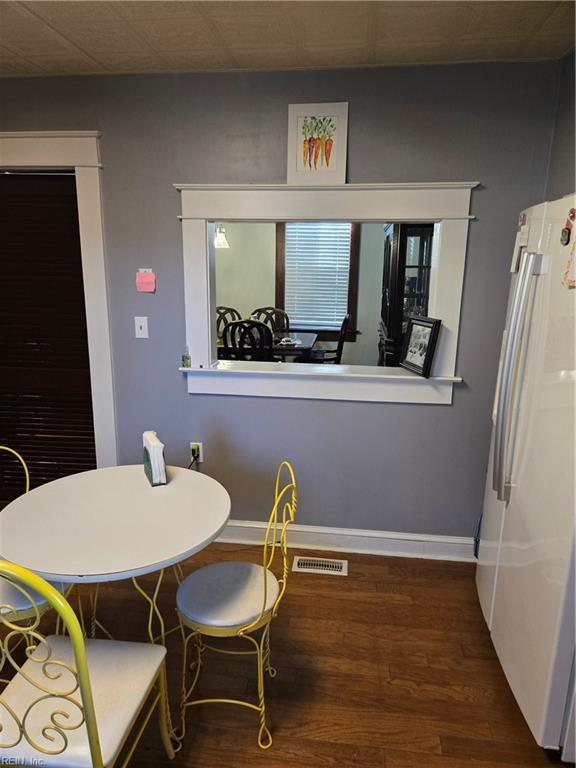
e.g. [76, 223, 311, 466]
[251, 307, 290, 336]
[299, 313, 351, 365]
[221, 320, 276, 362]
[216, 306, 242, 339]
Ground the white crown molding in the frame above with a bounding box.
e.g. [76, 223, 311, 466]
[0, 131, 102, 138]
[0, 132, 102, 167]
[175, 182, 480, 191]
[176, 182, 478, 222]
[218, 519, 475, 562]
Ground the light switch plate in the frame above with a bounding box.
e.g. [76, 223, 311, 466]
[135, 316, 148, 338]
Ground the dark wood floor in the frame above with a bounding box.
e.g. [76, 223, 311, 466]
[90, 544, 569, 768]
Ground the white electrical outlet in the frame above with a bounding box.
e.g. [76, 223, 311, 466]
[190, 442, 204, 462]
[135, 316, 148, 338]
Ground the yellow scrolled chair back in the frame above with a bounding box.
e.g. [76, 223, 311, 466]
[238, 460, 297, 637]
[0, 560, 104, 767]
[0, 446, 30, 495]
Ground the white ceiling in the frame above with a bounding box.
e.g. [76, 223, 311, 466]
[0, 1, 574, 78]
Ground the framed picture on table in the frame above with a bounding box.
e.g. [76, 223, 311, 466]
[287, 102, 348, 185]
[400, 316, 441, 378]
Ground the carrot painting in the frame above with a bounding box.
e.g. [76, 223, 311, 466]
[288, 102, 347, 184]
[300, 116, 337, 171]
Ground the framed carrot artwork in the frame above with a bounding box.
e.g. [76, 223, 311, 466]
[287, 102, 348, 185]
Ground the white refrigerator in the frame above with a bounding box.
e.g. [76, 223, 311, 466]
[476, 193, 575, 762]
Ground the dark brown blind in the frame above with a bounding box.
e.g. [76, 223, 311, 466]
[0, 173, 96, 507]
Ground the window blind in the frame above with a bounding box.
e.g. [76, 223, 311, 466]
[0, 173, 96, 509]
[284, 221, 352, 329]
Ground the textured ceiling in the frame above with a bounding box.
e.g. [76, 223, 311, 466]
[0, 1, 574, 78]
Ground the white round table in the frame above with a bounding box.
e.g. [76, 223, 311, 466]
[0, 465, 231, 584]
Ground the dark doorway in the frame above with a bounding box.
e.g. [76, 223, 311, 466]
[379, 223, 435, 366]
[0, 172, 96, 508]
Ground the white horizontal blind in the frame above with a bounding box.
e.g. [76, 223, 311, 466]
[284, 222, 351, 329]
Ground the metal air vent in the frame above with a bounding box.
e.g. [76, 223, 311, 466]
[292, 556, 348, 576]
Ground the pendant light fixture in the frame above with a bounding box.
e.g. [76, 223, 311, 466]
[214, 224, 230, 249]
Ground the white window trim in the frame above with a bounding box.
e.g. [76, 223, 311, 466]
[175, 182, 477, 405]
[0, 131, 117, 466]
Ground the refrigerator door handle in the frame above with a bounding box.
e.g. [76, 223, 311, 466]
[503, 253, 546, 499]
[493, 251, 531, 495]
[492, 329, 508, 425]
[497, 252, 540, 502]
[491, 327, 508, 492]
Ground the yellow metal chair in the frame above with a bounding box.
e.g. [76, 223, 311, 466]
[176, 460, 297, 749]
[0, 446, 69, 624]
[0, 445, 30, 495]
[0, 446, 38, 623]
[0, 560, 175, 767]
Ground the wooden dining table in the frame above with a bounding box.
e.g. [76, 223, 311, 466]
[217, 331, 318, 361]
[271, 331, 318, 359]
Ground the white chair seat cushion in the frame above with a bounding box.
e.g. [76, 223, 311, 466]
[177, 561, 279, 629]
[0, 579, 66, 616]
[0, 635, 166, 767]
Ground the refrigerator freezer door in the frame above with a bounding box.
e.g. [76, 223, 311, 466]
[490, 195, 576, 747]
[476, 203, 548, 630]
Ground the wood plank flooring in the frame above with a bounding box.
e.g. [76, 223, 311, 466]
[84, 544, 570, 767]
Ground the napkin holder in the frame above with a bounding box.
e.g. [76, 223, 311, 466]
[143, 430, 167, 487]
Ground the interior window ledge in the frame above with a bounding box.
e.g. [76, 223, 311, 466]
[179, 363, 462, 404]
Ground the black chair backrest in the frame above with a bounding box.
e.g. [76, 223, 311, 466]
[216, 306, 242, 338]
[323, 313, 351, 364]
[251, 307, 290, 335]
[222, 320, 275, 361]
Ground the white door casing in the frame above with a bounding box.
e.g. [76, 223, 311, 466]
[0, 132, 117, 467]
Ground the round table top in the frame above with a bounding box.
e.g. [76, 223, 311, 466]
[0, 465, 231, 583]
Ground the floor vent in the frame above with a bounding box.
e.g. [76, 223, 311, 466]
[292, 556, 348, 576]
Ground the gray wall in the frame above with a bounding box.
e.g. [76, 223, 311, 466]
[546, 50, 575, 201]
[0, 61, 564, 536]
[215, 222, 275, 319]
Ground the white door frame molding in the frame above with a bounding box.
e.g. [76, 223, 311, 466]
[0, 131, 117, 467]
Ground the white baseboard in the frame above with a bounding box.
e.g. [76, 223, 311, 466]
[217, 520, 475, 562]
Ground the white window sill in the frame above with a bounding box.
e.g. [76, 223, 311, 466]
[179, 362, 462, 404]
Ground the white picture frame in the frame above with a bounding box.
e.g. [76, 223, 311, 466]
[287, 102, 348, 185]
